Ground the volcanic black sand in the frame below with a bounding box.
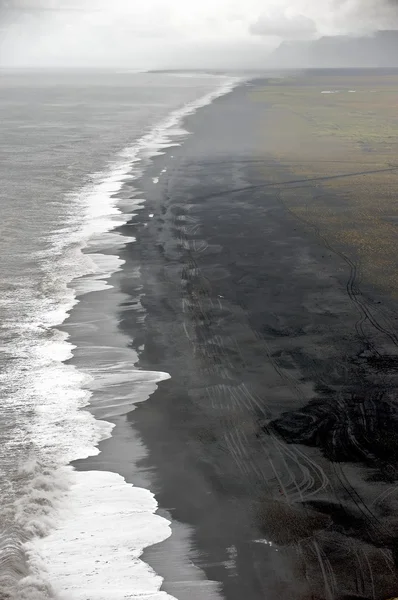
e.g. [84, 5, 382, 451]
[77, 77, 398, 600]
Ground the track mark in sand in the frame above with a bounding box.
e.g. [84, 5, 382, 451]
[274, 438, 329, 503]
[312, 539, 335, 600]
[370, 485, 398, 510]
[182, 165, 398, 205]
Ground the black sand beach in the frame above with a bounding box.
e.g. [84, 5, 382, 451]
[76, 76, 398, 600]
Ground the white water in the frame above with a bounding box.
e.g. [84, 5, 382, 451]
[18, 76, 241, 599]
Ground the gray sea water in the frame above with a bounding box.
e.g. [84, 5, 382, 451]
[0, 69, 238, 599]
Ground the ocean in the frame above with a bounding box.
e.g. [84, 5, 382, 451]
[0, 69, 240, 599]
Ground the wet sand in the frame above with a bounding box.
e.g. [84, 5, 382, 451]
[76, 77, 398, 600]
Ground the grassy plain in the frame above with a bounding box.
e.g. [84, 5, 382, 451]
[252, 71, 398, 294]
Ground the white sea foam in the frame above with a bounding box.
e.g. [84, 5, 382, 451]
[25, 470, 174, 600]
[17, 76, 241, 599]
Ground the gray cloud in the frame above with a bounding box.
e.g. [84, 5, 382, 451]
[250, 11, 317, 40]
[249, 0, 398, 41]
[332, 0, 398, 33]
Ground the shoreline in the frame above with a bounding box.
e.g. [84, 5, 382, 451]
[53, 79, 244, 600]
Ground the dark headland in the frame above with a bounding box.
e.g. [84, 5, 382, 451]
[268, 30, 398, 68]
[76, 72, 398, 600]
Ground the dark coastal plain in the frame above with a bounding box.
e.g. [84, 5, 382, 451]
[77, 71, 398, 600]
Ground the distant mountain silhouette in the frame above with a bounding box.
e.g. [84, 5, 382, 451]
[268, 30, 398, 68]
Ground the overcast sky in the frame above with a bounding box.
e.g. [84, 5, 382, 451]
[1, 0, 398, 68]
